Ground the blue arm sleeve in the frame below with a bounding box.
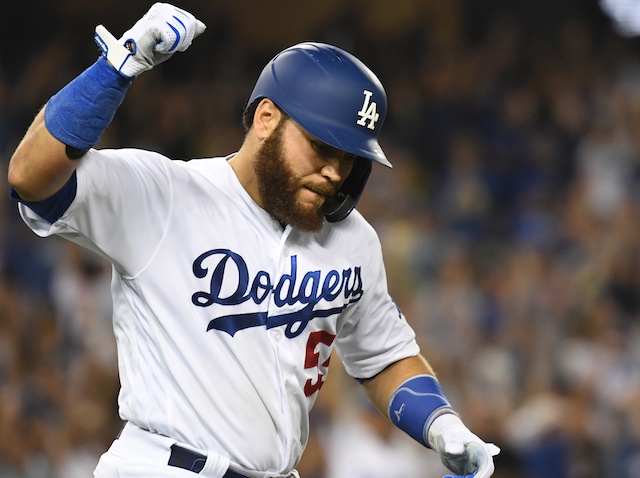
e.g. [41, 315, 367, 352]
[9, 172, 78, 223]
[387, 374, 456, 447]
[44, 56, 131, 151]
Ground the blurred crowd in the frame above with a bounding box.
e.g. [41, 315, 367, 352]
[2, 1, 640, 477]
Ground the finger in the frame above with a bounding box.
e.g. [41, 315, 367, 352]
[467, 442, 495, 478]
[487, 443, 501, 456]
[148, 27, 173, 53]
[194, 20, 207, 38]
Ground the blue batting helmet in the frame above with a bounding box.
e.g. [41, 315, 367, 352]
[247, 42, 391, 222]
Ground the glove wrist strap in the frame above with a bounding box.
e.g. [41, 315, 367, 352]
[94, 24, 138, 79]
[387, 374, 455, 448]
[44, 56, 131, 157]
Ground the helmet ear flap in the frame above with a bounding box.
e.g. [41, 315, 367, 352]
[323, 158, 372, 223]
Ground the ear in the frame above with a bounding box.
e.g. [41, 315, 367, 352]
[253, 99, 283, 140]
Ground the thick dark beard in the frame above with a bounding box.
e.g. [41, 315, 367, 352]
[254, 120, 326, 232]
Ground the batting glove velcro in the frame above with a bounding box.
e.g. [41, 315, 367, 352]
[428, 413, 500, 478]
[94, 2, 206, 79]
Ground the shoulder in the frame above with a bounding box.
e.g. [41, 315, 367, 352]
[80, 149, 231, 180]
[77, 148, 173, 178]
[320, 209, 382, 252]
[175, 155, 233, 178]
[84, 148, 171, 164]
[328, 209, 377, 238]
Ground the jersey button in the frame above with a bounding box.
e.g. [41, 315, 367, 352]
[273, 330, 283, 342]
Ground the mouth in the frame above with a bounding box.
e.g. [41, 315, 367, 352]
[301, 187, 325, 204]
[304, 182, 337, 198]
[300, 185, 336, 209]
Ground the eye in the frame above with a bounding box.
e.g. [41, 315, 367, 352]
[343, 153, 357, 163]
[310, 139, 331, 155]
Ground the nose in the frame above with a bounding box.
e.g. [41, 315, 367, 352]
[321, 156, 343, 183]
[321, 153, 355, 185]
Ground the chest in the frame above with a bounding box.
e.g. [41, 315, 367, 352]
[148, 199, 367, 340]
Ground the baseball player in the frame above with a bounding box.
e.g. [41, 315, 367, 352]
[8, 3, 499, 478]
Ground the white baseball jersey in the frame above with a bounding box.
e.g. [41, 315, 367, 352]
[17, 148, 420, 475]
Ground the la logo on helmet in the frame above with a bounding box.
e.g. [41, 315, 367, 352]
[356, 90, 380, 130]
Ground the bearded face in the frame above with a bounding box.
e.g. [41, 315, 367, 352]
[254, 119, 336, 232]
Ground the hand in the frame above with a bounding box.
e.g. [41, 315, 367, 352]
[428, 414, 500, 478]
[94, 2, 206, 78]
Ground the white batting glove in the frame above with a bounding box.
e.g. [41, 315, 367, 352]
[94, 2, 206, 79]
[428, 414, 500, 478]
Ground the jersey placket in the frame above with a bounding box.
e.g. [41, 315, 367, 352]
[266, 223, 301, 470]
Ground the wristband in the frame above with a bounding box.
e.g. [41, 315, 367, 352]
[44, 56, 131, 154]
[387, 374, 455, 447]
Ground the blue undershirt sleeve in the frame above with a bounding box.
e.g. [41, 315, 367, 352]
[9, 171, 78, 224]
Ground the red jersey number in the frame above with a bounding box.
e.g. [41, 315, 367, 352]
[303, 330, 336, 397]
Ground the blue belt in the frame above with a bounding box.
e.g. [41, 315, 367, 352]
[168, 444, 248, 477]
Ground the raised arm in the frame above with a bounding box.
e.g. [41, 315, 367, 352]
[8, 108, 73, 202]
[8, 2, 206, 203]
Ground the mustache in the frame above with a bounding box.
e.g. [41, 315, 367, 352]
[303, 181, 338, 197]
